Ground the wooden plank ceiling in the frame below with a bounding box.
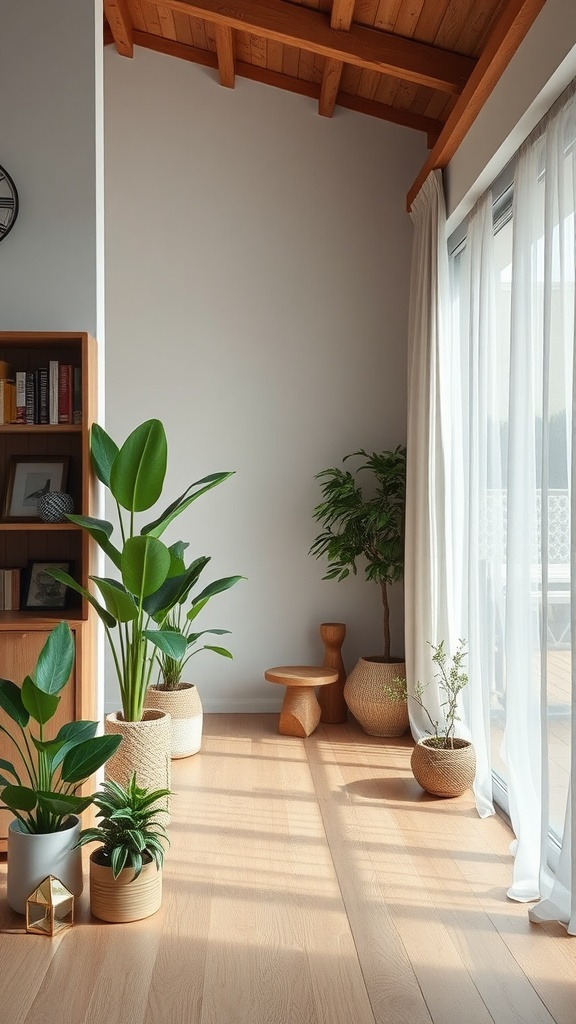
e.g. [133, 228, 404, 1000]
[104, 0, 547, 206]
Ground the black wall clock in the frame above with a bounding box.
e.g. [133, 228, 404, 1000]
[0, 164, 19, 243]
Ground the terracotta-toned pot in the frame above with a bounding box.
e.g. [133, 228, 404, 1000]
[89, 852, 162, 923]
[411, 737, 476, 797]
[343, 657, 408, 737]
[145, 683, 203, 758]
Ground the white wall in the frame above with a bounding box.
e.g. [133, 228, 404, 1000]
[104, 47, 425, 711]
[0, 0, 104, 339]
[445, 0, 576, 233]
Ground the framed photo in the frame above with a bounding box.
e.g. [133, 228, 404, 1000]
[24, 561, 72, 611]
[3, 456, 69, 520]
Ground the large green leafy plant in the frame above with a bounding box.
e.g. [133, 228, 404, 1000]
[77, 773, 170, 879]
[49, 419, 240, 721]
[0, 622, 121, 834]
[310, 446, 406, 662]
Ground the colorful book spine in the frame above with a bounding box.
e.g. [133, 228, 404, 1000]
[25, 372, 35, 425]
[38, 366, 49, 424]
[73, 366, 82, 424]
[15, 371, 26, 423]
[49, 361, 59, 425]
[58, 364, 73, 424]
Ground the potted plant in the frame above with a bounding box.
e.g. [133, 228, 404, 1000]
[76, 773, 170, 922]
[409, 639, 476, 797]
[48, 419, 240, 804]
[0, 621, 122, 913]
[145, 549, 242, 757]
[310, 446, 407, 736]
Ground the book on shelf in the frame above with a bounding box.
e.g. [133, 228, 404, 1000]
[38, 366, 49, 424]
[15, 371, 26, 423]
[58, 363, 73, 424]
[49, 360, 59, 425]
[73, 366, 82, 424]
[25, 370, 36, 425]
[0, 379, 16, 425]
[0, 360, 14, 381]
[0, 568, 21, 611]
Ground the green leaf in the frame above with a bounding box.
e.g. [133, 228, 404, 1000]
[63, 515, 121, 570]
[39, 721, 100, 771]
[48, 570, 117, 628]
[111, 846, 129, 878]
[142, 472, 234, 538]
[122, 536, 171, 599]
[109, 419, 167, 512]
[204, 645, 233, 658]
[167, 541, 189, 578]
[36, 791, 94, 816]
[1, 784, 37, 812]
[90, 424, 120, 487]
[188, 575, 244, 612]
[33, 621, 75, 695]
[91, 577, 139, 622]
[22, 676, 60, 725]
[0, 678, 29, 727]
[0, 757, 20, 782]
[61, 734, 123, 785]
[143, 556, 210, 618]
[143, 630, 187, 659]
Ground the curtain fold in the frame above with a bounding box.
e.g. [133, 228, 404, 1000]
[405, 170, 453, 739]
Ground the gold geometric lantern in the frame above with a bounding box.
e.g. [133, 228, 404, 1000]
[26, 875, 75, 936]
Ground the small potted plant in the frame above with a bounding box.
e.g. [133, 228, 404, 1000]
[0, 621, 122, 913]
[409, 639, 476, 797]
[48, 419, 240, 801]
[76, 773, 170, 922]
[310, 446, 407, 736]
[146, 549, 242, 757]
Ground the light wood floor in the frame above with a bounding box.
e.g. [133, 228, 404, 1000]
[1, 713, 576, 1024]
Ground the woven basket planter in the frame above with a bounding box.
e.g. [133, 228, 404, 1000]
[411, 738, 476, 797]
[104, 709, 171, 823]
[343, 657, 408, 737]
[89, 853, 162, 923]
[145, 683, 203, 759]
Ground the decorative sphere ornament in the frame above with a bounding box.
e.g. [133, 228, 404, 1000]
[37, 491, 74, 524]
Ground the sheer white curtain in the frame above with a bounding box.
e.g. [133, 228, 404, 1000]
[405, 170, 455, 740]
[454, 193, 498, 820]
[454, 81, 576, 927]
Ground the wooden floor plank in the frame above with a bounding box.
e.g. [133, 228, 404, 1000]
[0, 713, 574, 1024]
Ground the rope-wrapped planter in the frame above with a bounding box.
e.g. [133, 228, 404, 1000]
[145, 684, 203, 758]
[411, 737, 476, 797]
[104, 709, 171, 822]
[343, 657, 408, 737]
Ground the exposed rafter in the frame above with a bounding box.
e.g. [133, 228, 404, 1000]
[140, 0, 476, 94]
[406, 0, 548, 210]
[103, 0, 133, 58]
[215, 25, 236, 88]
[318, 0, 355, 118]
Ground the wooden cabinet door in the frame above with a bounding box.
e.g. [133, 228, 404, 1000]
[0, 631, 75, 845]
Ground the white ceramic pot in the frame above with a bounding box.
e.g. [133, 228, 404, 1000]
[7, 815, 83, 915]
[145, 683, 203, 758]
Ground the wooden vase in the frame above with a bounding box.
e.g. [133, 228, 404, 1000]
[318, 622, 347, 724]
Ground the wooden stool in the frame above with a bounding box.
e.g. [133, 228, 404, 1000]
[264, 665, 339, 737]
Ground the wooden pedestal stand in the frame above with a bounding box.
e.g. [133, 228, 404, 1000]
[318, 622, 347, 724]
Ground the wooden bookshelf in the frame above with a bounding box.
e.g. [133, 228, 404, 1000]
[0, 332, 97, 847]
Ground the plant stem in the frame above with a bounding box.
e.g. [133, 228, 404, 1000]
[381, 581, 391, 662]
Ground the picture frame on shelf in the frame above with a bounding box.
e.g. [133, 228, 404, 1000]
[24, 561, 73, 611]
[3, 456, 69, 520]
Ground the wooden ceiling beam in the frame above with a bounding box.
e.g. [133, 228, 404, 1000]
[133, 29, 445, 137]
[155, 0, 475, 93]
[319, 0, 355, 118]
[406, 0, 547, 210]
[103, 0, 134, 57]
[215, 25, 236, 88]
